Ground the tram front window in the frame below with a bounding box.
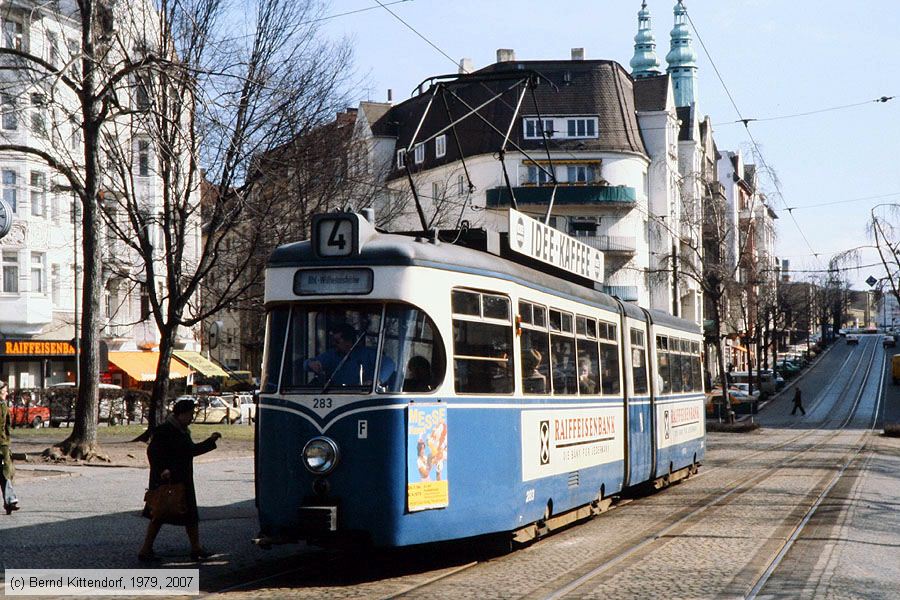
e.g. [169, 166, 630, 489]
[280, 303, 444, 394]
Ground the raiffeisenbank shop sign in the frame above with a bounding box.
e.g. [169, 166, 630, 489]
[508, 208, 604, 284]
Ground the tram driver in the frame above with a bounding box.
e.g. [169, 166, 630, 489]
[305, 323, 394, 388]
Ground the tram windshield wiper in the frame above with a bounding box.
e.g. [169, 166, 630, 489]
[319, 329, 370, 394]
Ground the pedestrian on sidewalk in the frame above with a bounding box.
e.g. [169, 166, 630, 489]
[791, 386, 806, 416]
[0, 382, 20, 514]
[139, 399, 221, 562]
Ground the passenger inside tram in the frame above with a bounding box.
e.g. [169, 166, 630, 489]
[305, 323, 394, 387]
[403, 356, 433, 392]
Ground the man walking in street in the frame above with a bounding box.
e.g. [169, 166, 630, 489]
[791, 386, 806, 416]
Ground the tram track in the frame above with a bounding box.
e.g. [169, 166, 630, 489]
[744, 343, 885, 599]
[379, 342, 880, 599]
[212, 341, 881, 599]
[535, 338, 882, 600]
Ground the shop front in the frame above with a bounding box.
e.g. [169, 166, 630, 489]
[106, 351, 191, 389]
[0, 339, 77, 389]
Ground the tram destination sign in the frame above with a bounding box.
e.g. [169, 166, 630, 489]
[508, 208, 604, 284]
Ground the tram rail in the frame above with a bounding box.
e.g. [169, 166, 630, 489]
[385, 339, 882, 599]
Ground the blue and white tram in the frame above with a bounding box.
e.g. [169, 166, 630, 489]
[255, 212, 705, 547]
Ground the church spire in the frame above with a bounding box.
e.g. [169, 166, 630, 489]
[630, 1, 661, 79]
[666, 1, 698, 107]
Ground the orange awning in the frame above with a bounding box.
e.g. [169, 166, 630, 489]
[108, 351, 190, 382]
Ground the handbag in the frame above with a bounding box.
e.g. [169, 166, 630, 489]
[144, 483, 188, 521]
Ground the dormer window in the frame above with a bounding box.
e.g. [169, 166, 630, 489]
[524, 116, 599, 140]
[435, 134, 446, 158]
[414, 143, 425, 164]
[396, 149, 406, 169]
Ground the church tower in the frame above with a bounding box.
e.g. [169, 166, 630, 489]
[666, 2, 698, 107]
[630, 2, 661, 79]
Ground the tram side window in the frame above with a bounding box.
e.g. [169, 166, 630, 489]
[520, 300, 550, 395]
[576, 315, 600, 395]
[679, 339, 694, 392]
[599, 321, 621, 395]
[452, 290, 513, 394]
[631, 328, 648, 395]
[656, 336, 672, 394]
[261, 307, 290, 394]
[670, 347, 684, 393]
[379, 306, 446, 393]
[550, 308, 577, 395]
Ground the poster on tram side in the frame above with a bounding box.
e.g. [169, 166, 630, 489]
[407, 404, 449, 511]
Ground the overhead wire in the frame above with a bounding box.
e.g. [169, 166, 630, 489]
[680, 1, 823, 269]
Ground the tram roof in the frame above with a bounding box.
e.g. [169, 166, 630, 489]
[268, 231, 700, 336]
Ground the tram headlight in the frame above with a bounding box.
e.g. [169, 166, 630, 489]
[302, 437, 340, 474]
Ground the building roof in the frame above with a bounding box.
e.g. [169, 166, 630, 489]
[359, 102, 394, 136]
[633, 74, 669, 112]
[371, 59, 649, 178]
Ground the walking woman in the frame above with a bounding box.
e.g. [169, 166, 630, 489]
[0, 382, 20, 514]
[139, 399, 221, 562]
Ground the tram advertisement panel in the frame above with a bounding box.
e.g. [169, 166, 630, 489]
[656, 399, 704, 449]
[520, 407, 624, 482]
[407, 404, 449, 511]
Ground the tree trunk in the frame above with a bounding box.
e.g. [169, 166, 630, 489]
[133, 326, 176, 443]
[52, 3, 107, 462]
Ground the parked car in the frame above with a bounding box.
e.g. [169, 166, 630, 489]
[10, 397, 50, 428]
[729, 371, 775, 394]
[193, 396, 239, 424]
[235, 393, 256, 424]
[883, 335, 896, 348]
[47, 382, 125, 426]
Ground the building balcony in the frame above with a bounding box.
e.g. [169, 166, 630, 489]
[486, 185, 637, 209]
[579, 235, 637, 256]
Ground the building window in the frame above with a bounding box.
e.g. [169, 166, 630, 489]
[47, 32, 59, 67]
[566, 118, 597, 138]
[526, 165, 553, 185]
[396, 149, 405, 169]
[70, 116, 82, 151]
[30, 172, 46, 217]
[51, 264, 60, 305]
[1, 251, 18, 293]
[566, 165, 596, 184]
[31, 253, 44, 293]
[431, 181, 440, 201]
[30, 94, 47, 138]
[2, 94, 17, 130]
[457, 174, 464, 196]
[67, 39, 80, 79]
[523, 118, 554, 139]
[2, 170, 17, 212]
[138, 140, 150, 176]
[50, 190, 59, 223]
[435, 134, 446, 158]
[135, 75, 151, 110]
[3, 18, 23, 50]
[413, 143, 425, 164]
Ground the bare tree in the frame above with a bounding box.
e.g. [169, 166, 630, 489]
[0, 0, 151, 459]
[868, 204, 900, 309]
[91, 0, 355, 432]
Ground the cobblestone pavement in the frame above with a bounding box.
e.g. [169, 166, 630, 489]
[2, 337, 898, 599]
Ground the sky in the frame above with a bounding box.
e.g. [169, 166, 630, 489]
[319, 0, 900, 290]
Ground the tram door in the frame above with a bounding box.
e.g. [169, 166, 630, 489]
[625, 323, 653, 486]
